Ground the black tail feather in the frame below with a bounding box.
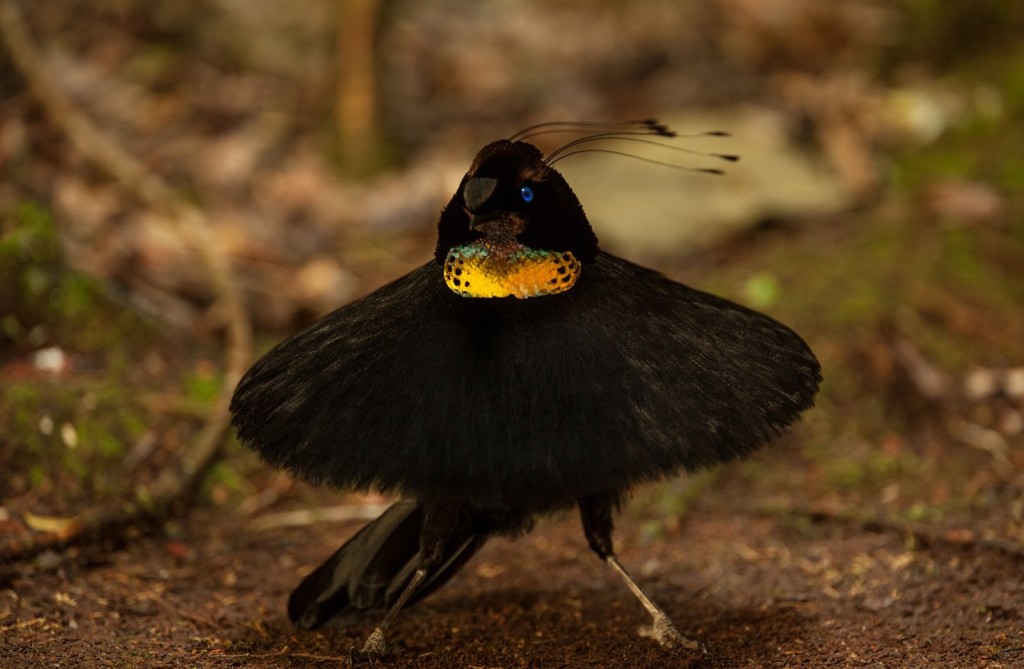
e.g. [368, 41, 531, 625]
[287, 500, 486, 629]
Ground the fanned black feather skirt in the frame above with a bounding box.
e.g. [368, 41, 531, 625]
[231, 252, 821, 510]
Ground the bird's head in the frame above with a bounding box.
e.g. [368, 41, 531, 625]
[434, 139, 597, 299]
[432, 120, 734, 299]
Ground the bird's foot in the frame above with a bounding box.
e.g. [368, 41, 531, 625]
[349, 628, 399, 664]
[638, 613, 707, 654]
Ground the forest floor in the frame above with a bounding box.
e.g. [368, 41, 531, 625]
[3, 462, 1023, 669]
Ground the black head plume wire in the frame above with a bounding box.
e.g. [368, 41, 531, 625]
[546, 148, 728, 175]
[544, 133, 739, 165]
[506, 119, 737, 174]
[507, 119, 674, 142]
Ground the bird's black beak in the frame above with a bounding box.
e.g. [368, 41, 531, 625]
[468, 210, 504, 230]
[469, 210, 523, 237]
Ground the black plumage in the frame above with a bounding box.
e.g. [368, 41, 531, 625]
[230, 122, 822, 658]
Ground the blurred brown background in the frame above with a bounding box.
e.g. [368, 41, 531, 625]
[2, 1, 1023, 667]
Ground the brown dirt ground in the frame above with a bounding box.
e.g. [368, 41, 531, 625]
[3, 474, 1023, 669]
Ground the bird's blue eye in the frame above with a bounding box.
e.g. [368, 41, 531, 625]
[520, 186, 534, 203]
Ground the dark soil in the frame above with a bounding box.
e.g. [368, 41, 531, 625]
[4, 474, 1022, 669]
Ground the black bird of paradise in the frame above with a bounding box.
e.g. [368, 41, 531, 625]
[230, 120, 822, 659]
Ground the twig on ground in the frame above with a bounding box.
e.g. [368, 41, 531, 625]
[214, 649, 345, 663]
[246, 503, 392, 532]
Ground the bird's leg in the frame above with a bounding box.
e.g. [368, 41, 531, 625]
[578, 493, 706, 654]
[351, 500, 460, 663]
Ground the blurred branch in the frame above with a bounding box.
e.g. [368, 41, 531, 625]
[336, 0, 381, 172]
[0, 0, 253, 561]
